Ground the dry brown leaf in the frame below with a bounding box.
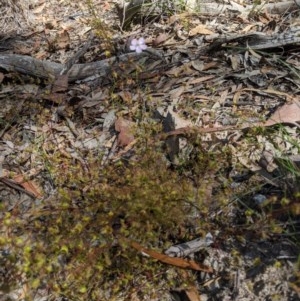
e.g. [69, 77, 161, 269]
[242, 24, 257, 33]
[228, 54, 240, 70]
[118, 91, 132, 104]
[153, 33, 169, 46]
[289, 282, 300, 294]
[202, 61, 219, 71]
[115, 117, 135, 147]
[219, 89, 229, 104]
[258, 12, 271, 24]
[166, 63, 194, 77]
[169, 86, 185, 99]
[35, 49, 49, 60]
[55, 29, 70, 50]
[13, 174, 43, 198]
[130, 240, 213, 273]
[188, 75, 215, 85]
[264, 100, 300, 126]
[33, 2, 46, 14]
[189, 25, 214, 36]
[111, 139, 137, 161]
[185, 287, 201, 301]
[191, 59, 204, 71]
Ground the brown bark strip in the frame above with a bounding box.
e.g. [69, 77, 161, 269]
[130, 240, 214, 273]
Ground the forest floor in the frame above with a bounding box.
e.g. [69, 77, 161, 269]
[0, 0, 300, 300]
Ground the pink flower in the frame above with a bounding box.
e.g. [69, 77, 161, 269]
[130, 37, 147, 53]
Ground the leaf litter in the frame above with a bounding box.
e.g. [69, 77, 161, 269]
[0, 0, 300, 300]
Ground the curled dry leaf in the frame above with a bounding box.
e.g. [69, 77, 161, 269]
[115, 117, 135, 147]
[13, 174, 43, 198]
[189, 24, 214, 36]
[153, 33, 169, 46]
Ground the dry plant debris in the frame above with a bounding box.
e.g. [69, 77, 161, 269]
[0, 0, 300, 300]
[0, 0, 33, 36]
